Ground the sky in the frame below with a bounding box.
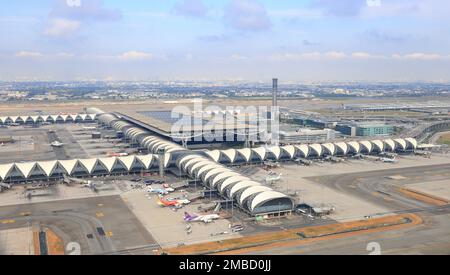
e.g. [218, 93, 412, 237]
[0, 0, 450, 82]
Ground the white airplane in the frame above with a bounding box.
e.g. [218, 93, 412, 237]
[381, 157, 398, 163]
[147, 186, 175, 195]
[184, 212, 220, 224]
[51, 141, 64, 147]
[265, 173, 282, 184]
[63, 175, 104, 189]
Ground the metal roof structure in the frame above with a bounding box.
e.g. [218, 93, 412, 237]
[0, 155, 159, 181]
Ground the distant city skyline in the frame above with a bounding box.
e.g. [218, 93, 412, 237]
[1, 0, 450, 82]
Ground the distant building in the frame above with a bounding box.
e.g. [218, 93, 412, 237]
[356, 124, 394, 137]
[336, 123, 394, 137]
[280, 129, 336, 143]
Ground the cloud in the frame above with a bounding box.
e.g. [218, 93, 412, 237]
[310, 0, 366, 17]
[44, 18, 81, 37]
[174, 0, 208, 17]
[118, 51, 154, 61]
[15, 51, 44, 58]
[351, 52, 386, 59]
[395, 53, 449, 61]
[270, 51, 347, 61]
[224, 0, 272, 31]
[43, 0, 121, 38]
[50, 0, 122, 21]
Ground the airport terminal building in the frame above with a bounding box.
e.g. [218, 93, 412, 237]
[0, 107, 419, 217]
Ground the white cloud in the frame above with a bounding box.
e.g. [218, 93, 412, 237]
[351, 52, 386, 59]
[402, 53, 444, 61]
[44, 18, 81, 37]
[391, 53, 450, 61]
[324, 51, 347, 59]
[118, 51, 154, 60]
[15, 51, 44, 58]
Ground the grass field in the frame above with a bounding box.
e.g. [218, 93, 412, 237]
[438, 133, 450, 146]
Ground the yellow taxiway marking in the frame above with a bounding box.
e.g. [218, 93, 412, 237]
[20, 212, 32, 216]
[96, 212, 104, 218]
[1, 220, 16, 224]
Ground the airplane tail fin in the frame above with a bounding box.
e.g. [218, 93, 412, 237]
[184, 212, 192, 220]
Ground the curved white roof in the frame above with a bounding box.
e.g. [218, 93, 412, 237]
[347, 141, 361, 153]
[229, 181, 260, 198]
[252, 147, 266, 160]
[239, 186, 272, 205]
[309, 144, 323, 157]
[359, 141, 373, 153]
[117, 156, 136, 171]
[178, 155, 199, 168]
[236, 148, 252, 162]
[196, 164, 221, 179]
[79, 159, 98, 174]
[295, 145, 309, 158]
[267, 146, 281, 159]
[99, 157, 117, 172]
[183, 158, 204, 173]
[205, 150, 221, 162]
[188, 160, 212, 176]
[334, 142, 348, 154]
[219, 176, 249, 193]
[204, 167, 229, 183]
[164, 153, 172, 168]
[211, 171, 240, 188]
[38, 161, 58, 177]
[250, 191, 289, 212]
[371, 140, 384, 152]
[322, 143, 335, 155]
[136, 155, 154, 169]
[222, 149, 237, 163]
[0, 163, 14, 180]
[383, 139, 396, 151]
[281, 145, 295, 158]
[59, 160, 78, 175]
[394, 138, 407, 150]
[15, 162, 36, 178]
[405, 138, 418, 149]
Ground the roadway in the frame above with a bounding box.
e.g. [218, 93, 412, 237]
[237, 209, 450, 255]
[0, 195, 158, 255]
[232, 163, 450, 255]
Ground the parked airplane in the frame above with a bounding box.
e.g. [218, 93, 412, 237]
[381, 157, 398, 163]
[108, 152, 129, 157]
[157, 196, 190, 207]
[51, 141, 64, 147]
[265, 173, 282, 184]
[148, 186, 175, 195]
[184, 212, 220, 224]
[63, 175, 104, 189]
